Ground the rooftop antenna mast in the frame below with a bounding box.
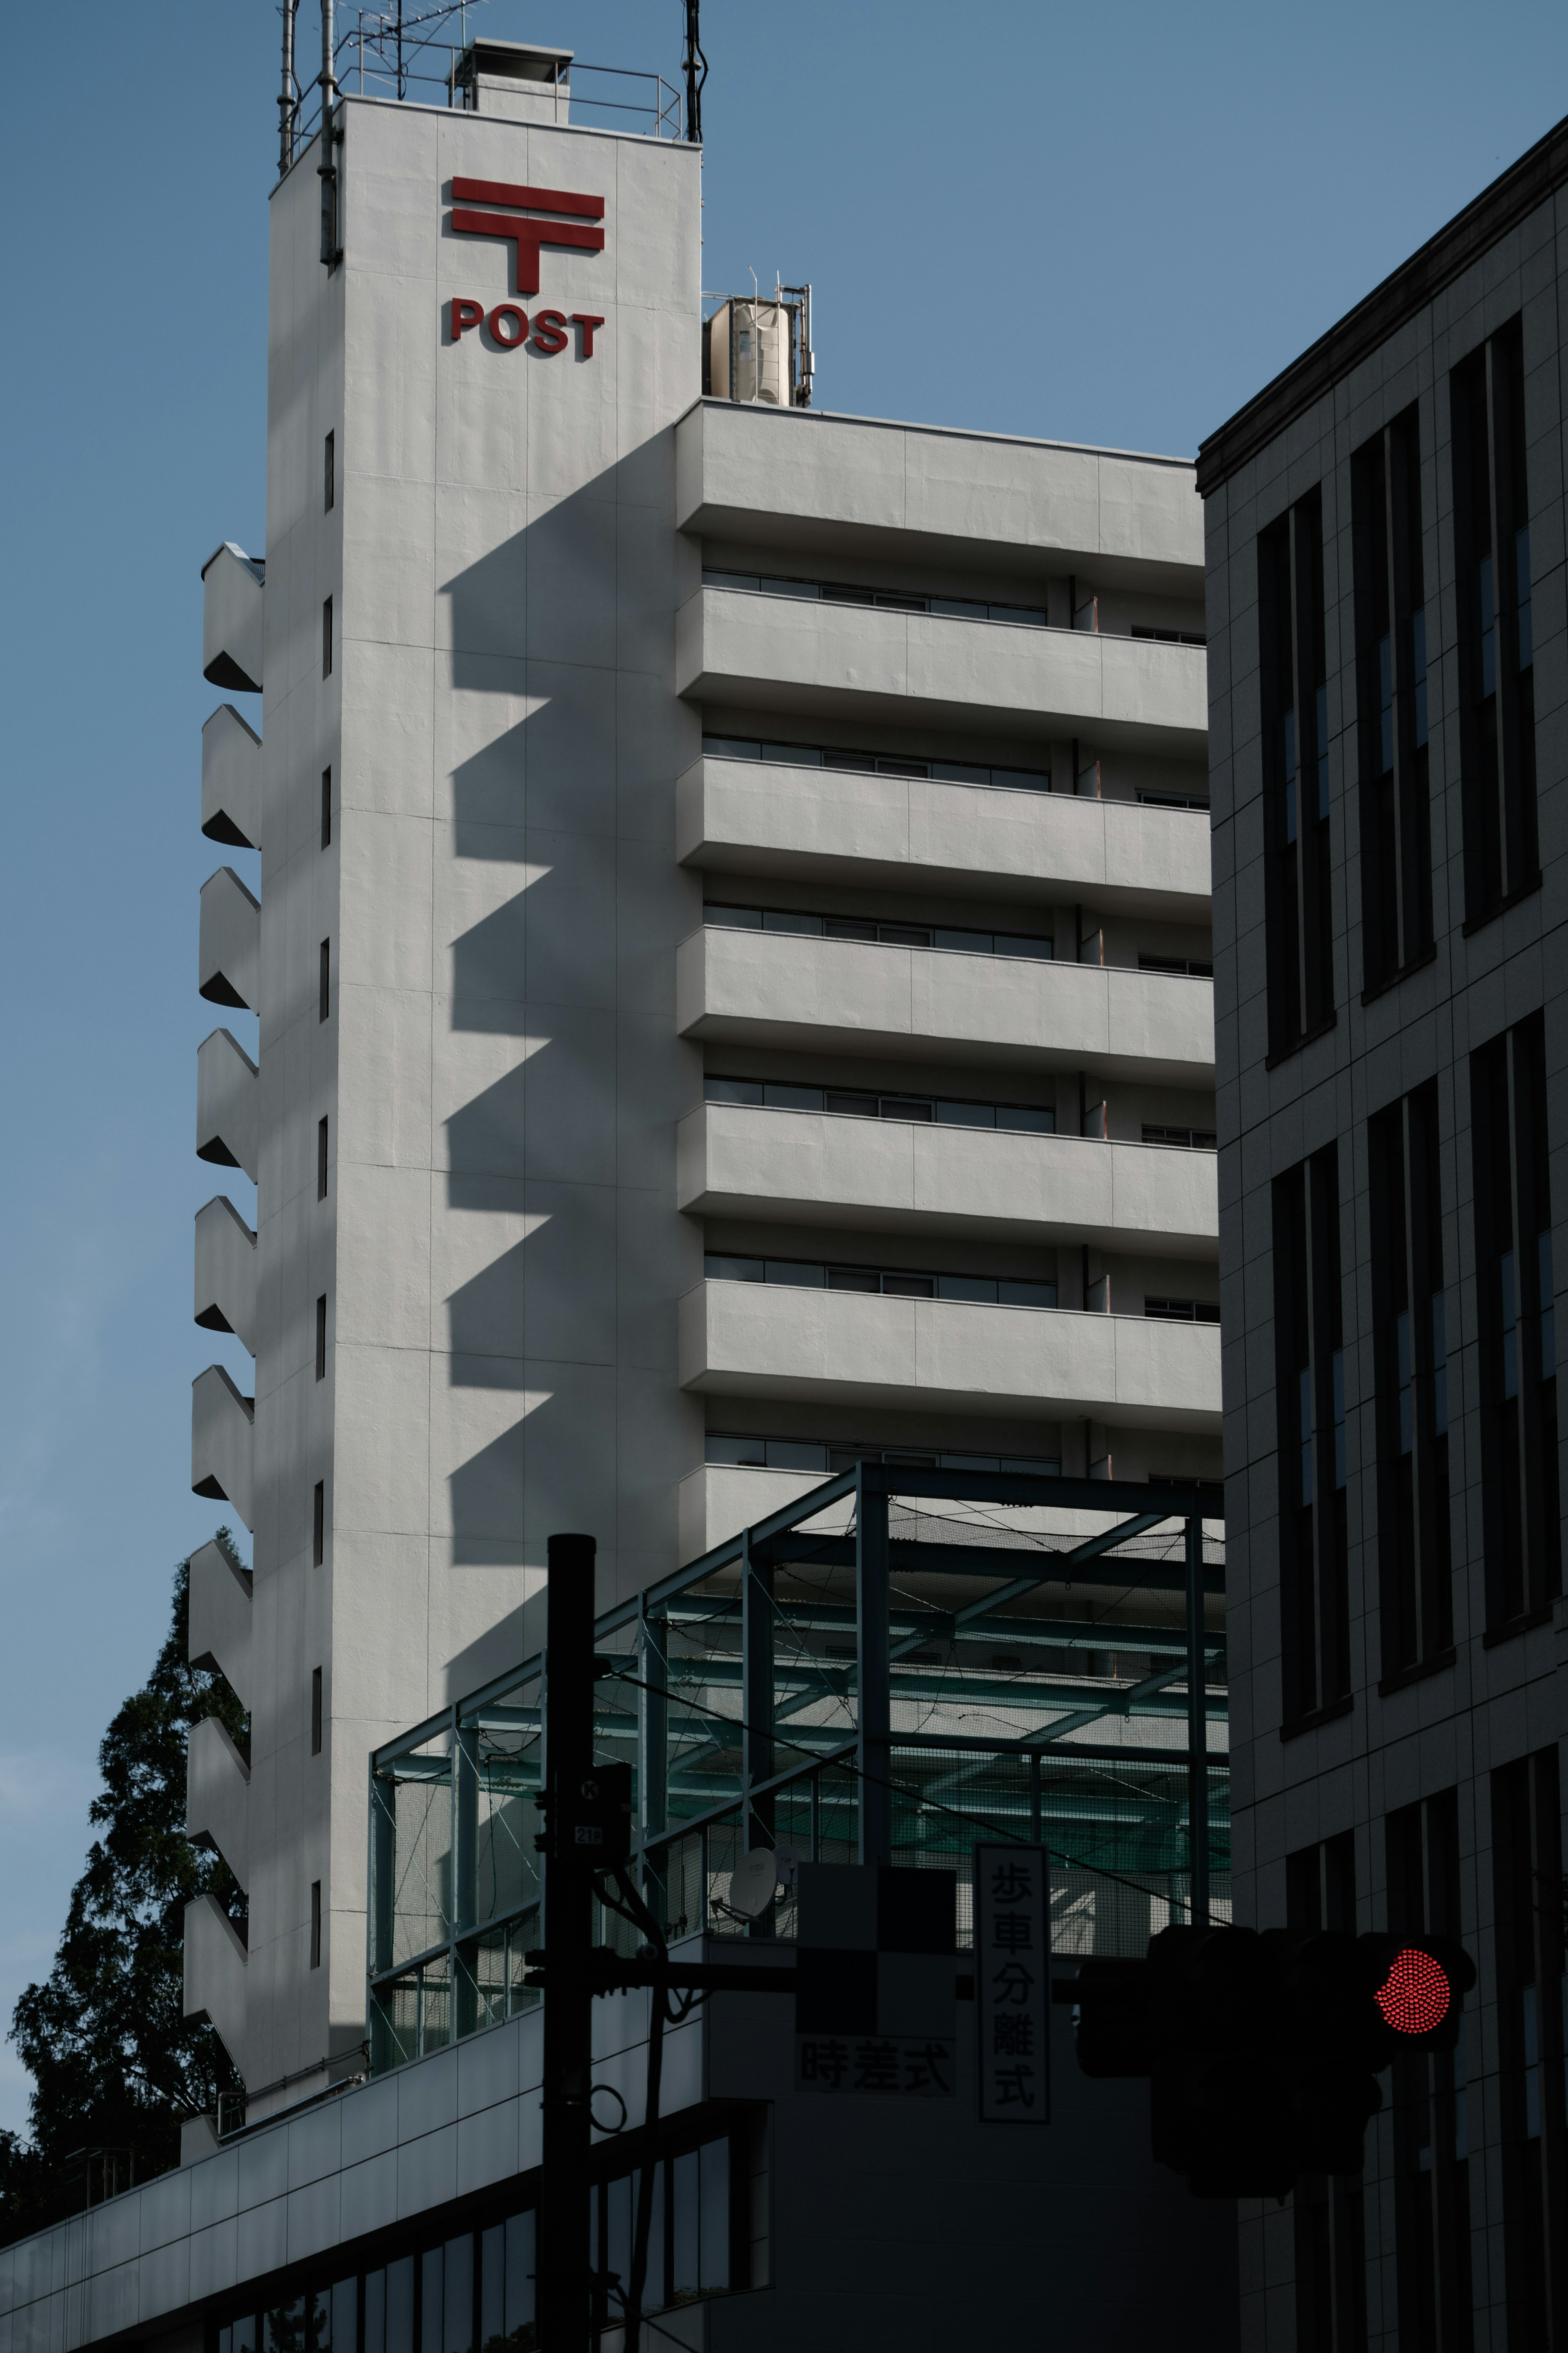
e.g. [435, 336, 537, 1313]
[682, 0, 706, 142]
[279, 0, 300, 177]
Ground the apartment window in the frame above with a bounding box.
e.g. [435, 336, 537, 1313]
[310, 1880, 322, 1969]
[323, 595, 334, 678]
[1143, 1297, 1221, 1323]
[1452, 317, 1537, 925]
[704, 1253, 1056, 1309]
[1385, 1791, 1470, 2352]
[319, 939, 331, 1022]
[1142, 1123, 1218, 1150]
[311, 1666, 323, 1755]
[1273, 1145, 1349, 1728]
[1260, 491, 1334, 1058]
[316, 1294, 327, 1380]
[324, 430, 335, 513]
[704, 901, 1053, 960]
[1492, 1749, 1566, 2342]
[321, 765, 332, 850]
[317, 1115, 330, 1200]
[313, 1479, 325, 1566]
[703, 1074, 1054, 1134]
[1352, 405, 1433, 992]
[1471, 1013, 1558, 1635]
[1368, 1082, 1452, 1684]
[1287, 1831, 1367, 2352]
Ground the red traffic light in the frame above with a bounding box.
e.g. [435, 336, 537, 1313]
[1374, 1945, 1452, 2036]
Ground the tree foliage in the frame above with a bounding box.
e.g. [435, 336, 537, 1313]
[0, 1539, 249, 2246]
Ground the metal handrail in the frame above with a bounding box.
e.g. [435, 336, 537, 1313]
[281, 11, 681, 176]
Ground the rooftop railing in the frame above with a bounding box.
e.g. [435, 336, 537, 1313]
[282, 7, 682, 176]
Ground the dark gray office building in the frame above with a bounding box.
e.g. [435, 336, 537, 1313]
[1200, 112, 1568, 2351]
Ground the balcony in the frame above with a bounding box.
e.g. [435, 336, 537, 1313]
[194, 1195, 259, 1353]
[678, 1100, 1216, 1254]
[187, 1715, 251, 1891]
[676, 923, 1214, 1088]
[678, 1278, 1221, 1432]
[197, 1027, 259, 1182]
[188, 1538, 254, 1709]
[199, 867, 261, 1011]
[183, 1891, 248, 2072]
[678, 750, 1211, 919]
[192, 1365, 256, 1531]
[202, 703, 263, 850]
[674, 401, 1205, 592]
[201, 542, 265, 694]
[675, 582, 1206, 757]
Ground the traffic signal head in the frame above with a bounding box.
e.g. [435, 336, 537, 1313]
[1059, 1922, 1477, 2198]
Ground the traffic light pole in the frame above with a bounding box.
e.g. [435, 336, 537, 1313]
[1185, 1508, 1209, 1928]
[538, 1532, 597, 2353]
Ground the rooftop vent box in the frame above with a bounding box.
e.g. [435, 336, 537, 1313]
[455, 38, 572, 119]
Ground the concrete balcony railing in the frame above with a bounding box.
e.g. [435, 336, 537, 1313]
[676, 924, 1214, 1089]
[197, 1028, 259, 1182]
[202, 703, 263, 851]
[678, 1101, 1216, 1255]
[677, 753, 1212, 920]
[675, 584, 1206, 758]
[188, 1539, 254, 1711]
[678, 1278, 1221, 1432]
[187, 1715, 251, 1891]
[201, 542, 265, 694]
[194, 1196, 259, 1354]
[183, 1892, 249, 2072]
[674, 400, 1205, 585]
[199, 867, 261, 1011]
[192, 1365, 256, 1531]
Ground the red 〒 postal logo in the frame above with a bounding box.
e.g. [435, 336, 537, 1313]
[448, 177, 605, 359]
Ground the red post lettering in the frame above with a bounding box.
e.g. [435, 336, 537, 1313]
[532, 309, 569, 356]
[452, 297, 485, 339]
[570, 313, 605, 359]
[487, 303, 528, 349]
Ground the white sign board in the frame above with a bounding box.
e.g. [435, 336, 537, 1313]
[974, 1842, 1051, 2123]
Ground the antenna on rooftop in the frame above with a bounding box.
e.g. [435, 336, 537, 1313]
[682, 0, 706, 143]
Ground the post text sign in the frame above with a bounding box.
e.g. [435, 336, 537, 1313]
[446, 176, 605, 358]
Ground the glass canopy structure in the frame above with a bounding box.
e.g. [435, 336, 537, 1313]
[367, 1465, 1227, 2071]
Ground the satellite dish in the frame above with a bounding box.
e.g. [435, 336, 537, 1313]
[723, 1847, 780, 1920]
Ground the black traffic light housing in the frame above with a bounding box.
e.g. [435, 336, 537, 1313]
[1062, 1923, 1477, 2198]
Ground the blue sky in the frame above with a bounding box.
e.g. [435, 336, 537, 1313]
[1, 0, 1564, 2135]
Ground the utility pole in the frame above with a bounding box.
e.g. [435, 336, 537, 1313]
[537, 1532, 597, 2353]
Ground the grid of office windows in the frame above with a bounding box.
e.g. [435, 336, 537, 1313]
[704, 1255, 1057, 1309]
[1286, 1831, 1367, 2353]
[1386, 1790, 1470, 2352]
[1352, 403, 1433, 992]
[704, 1075, 1054, 1133]
[1273, 1146, 1349, 1729]
[1452, 316, 1538, 926]
[701, 733, 1051, 793]
[1259, 492, 1334, 1058]
[1368, 1082, 1452, 1684]
[702, 903, 1054, 960]
[1491, 1749, 1566, 2345]
[1470, 1014, 1559, 1634]
[210, 2128, 745, 2353]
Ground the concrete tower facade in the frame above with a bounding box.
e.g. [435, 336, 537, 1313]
[183, 47, 1220, 2120]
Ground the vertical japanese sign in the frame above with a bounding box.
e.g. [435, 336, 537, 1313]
[974, 1843, 1050, 2123]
